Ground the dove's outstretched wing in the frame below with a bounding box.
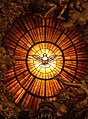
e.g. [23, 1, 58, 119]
[28, 55, 42, 63]
[48, 55, 62, 62]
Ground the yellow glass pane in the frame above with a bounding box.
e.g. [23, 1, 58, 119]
[27, 43, 63, 79]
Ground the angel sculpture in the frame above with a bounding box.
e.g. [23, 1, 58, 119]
[0, 47, 15, 81]
[29, 0, 69, 19]
[28, 53, 62, 65]
[55, 75, 88, 109]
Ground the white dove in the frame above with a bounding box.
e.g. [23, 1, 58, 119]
[28, 53, 62, 65]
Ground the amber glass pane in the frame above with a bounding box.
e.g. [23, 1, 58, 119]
[4, 16, 88, 111]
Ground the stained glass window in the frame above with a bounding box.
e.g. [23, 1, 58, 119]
[4, 16, 88, 110]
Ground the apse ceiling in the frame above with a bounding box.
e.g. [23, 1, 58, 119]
[4, 15, 88, 110]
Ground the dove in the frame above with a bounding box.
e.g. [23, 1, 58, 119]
[28, 53, 62, 65]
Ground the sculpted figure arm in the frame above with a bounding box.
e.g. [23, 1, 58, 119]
[56, 75, 82, 88]
[56, 75, 88, 95]
[44, 3, 57, 18]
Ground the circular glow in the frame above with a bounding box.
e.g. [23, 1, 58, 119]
[27, 43, 63, 79]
